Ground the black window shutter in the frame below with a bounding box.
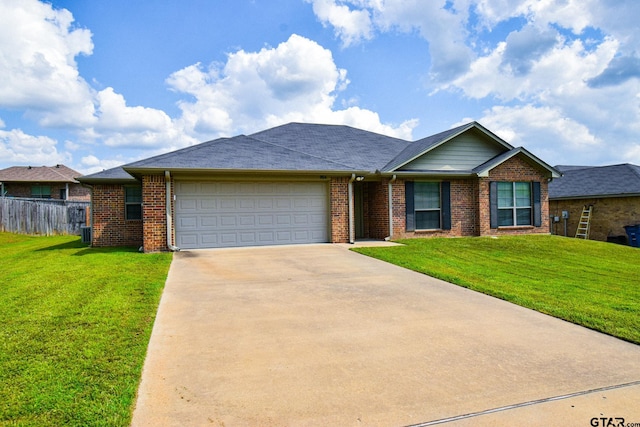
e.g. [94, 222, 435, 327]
[532, 181, 542, 227]
[405, 181, 415, 232]
[441, 181, 451, 230]
[490, 181, 498, 229]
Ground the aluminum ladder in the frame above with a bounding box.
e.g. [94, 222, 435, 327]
[575, 205, 593, 239]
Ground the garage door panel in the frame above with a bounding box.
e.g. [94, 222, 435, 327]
[220, 216, 238, 227]
[239, 215, 256, 226]
[179, 199, 197, 211]
[179, 216, 197, 228]
[200, 216, 217, 228]
[176, 181, 328, 249]
[200, 199, 217, 210]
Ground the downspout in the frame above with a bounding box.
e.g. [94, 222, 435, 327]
[348, 173, 356, 244]
[386, 174, 397, 240]
[65, 182, 69, 200]
[165, 171, 180, 252]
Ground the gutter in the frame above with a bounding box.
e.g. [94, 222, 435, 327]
[348, 173, 356, 244]
[165, 171, 181, 252]
[386, 174, 397, 240]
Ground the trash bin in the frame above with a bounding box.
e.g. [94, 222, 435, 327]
[624, 225, 640, 248]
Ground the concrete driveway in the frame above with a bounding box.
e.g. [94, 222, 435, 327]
[131, 244, 640, 426]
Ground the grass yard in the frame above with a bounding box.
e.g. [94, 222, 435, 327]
[0, 232, 172, 427]
[353, 235, 640, 344]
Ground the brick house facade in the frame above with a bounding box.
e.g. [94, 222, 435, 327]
[550, 197, 640, 242]
[548, 164, 640, 243]
[78, 122, 559, 252]
[0, 165, 90, 201]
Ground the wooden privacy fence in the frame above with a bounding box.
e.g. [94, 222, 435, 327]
[0, 197, 90, 236]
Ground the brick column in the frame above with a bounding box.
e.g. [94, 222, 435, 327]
[142, 175, 167, 252]
[330, 177, 349, 243]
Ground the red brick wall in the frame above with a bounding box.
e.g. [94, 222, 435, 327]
[3, 183, 89, 201]
[330, 177, 349, 243]
[479, 155, 549, 236]
[367, 180, 390, 239]
[91, 184, 142, 247]
[389, 155, 549, 240]
[391, 179, 405, 237]
[394, 179, 478, 239]
[142, 175, 168, 253]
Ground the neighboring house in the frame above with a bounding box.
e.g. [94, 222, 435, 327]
[77, 121, 561, 252]
[0, 164, 90, 201]
[549, 164, 640, 242]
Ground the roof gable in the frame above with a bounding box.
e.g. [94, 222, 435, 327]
[383, 122, 512, 172]
[0, 165, 82, 183]
[549, 163, 640, 199]
[473, 147, 562, 178]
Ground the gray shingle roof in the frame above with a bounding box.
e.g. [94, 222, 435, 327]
[78, 121, 559, 183]
[549, 163, 640, 199]
[125, 134, 357, 172]
[77, 166, 137, 184]
[250, 122, 410, 171]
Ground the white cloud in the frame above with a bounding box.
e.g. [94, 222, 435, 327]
[0, 0, 96, 126]
[167, 34, 416, 140]
[79, 154, 128, 175]
[305, 0, 374, 47]
[306, 0, 473, 81]
[0, 128, 71, 166]
[469, 104, 614, 166]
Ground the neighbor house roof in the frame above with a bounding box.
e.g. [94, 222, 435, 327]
[78, 122, 560, 183]
[0, 165, 82, 183]
[549, 163, 640, 199]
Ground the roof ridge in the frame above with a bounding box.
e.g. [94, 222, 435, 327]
[48, 165, 77, 182]
[626, 163, 640, 180]
[250, 135, 358, 170]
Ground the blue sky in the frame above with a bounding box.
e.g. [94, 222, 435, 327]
[1, 0, 639, 174]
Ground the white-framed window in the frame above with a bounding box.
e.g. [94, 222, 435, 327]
[414, 182, 441, 229]
[497, 182, 532, 226]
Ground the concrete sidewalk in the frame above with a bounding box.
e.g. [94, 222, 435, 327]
[131, 244, 640, 426]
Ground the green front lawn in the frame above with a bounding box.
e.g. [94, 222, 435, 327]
[0, 233, 172, 427]
[353, 235, 640, 344]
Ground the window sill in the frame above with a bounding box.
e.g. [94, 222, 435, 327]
[497, 225, 534, 230]
[413, 229, 442, 234]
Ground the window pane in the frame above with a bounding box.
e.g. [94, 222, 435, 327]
[516, 208, 532, 225]
[416, 210, 440, 229]
[515, 182, 531, 207]
[414, 182, 440, 209]
[498, 209, 514, 226]
[497, 182, 513, 208]
[126, 204, 142, 220]
[125, 186, 142, 203]
[31, 185, 51, 198]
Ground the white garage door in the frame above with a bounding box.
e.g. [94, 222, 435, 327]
[175, 181, 329, 249]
